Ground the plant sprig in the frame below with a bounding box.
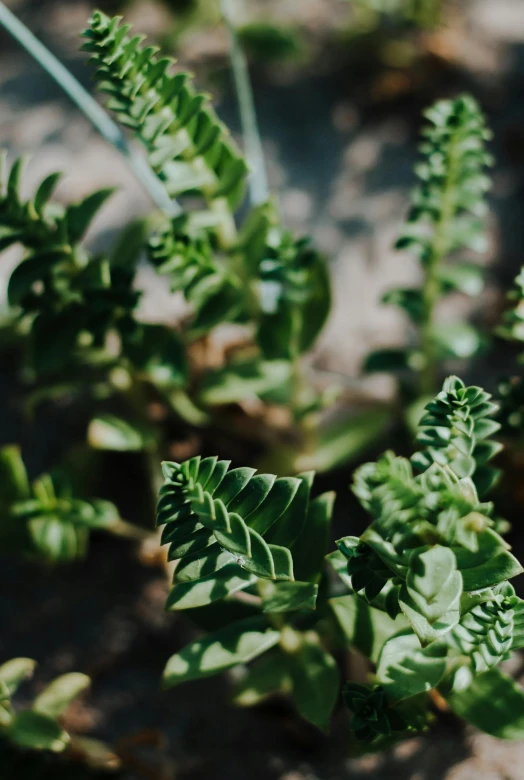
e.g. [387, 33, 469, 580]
[365, 95, 493, 396]
[159, 377, 524, 743]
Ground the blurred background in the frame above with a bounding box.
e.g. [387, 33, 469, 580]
[2, 0, 524, 777]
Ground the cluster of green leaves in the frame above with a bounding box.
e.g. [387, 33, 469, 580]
[365, 96, 493, 396]
[157, 456, 339, 730]
[412, 376, 501, 495]
[81, 12, 330, 372]
[0, 445, 120, 562]
[0, 154, 194, 408]
[158, 456, 334, 609]
[146, 195, 331, 419]
[0, 154, 134, 375]
[0, 658, 89, 754]
[0, 12, 335, 471]
[159, 377, 524, 743]
[334, 376, 524, 741]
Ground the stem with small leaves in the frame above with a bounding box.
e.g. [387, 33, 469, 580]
[0, 2, 179, 217]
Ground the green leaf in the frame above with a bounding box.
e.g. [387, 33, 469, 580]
[405, 394, 435, 436]
[326, 550, 353, 590]
[266, 470, 313, 548]
[110, 216, 154, 268]
[65, 188, 114, 244]
[162, 617, 280, 688]
[0, 681, 12, 728]
[291, 491, 334, 582]
[295, 408, 392, 473]
[445, 668, 524, 739]
[364, 348, 420, 374]
[399, 546, 462, 645]
[382, 289, 424, 324]
[126, 324, 188, 388]
[246, 477, 300, 536]
[288, 636, 339, 733]
[33, 673, 90, 718]
[232, 653, 292, 706]
[88, 499, 120, 529]
[431, 322, 484, 360]
[0, 445, 30, 506]
[34, 171, 62, 215]
[166, 565, 257, 610]
[28, 517, 87, 563]
[0, 658, 36, 695]
[297, 250, 332, 353]
[261, 581, 318, 613]
[198, 360, 291, 406]
[454, 529, 523, 590]
[377, 630, 448, 701]
[6, 155, 26, 200]
[8, 252, 66, 307]
[329, 594, 407, 663]
[174, 547, 233, 584]
[87, 414, 157, 452]
[8, 710, 69, 752]
[437, 263, 484, 295]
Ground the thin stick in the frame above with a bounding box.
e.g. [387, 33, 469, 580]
[0, 2, 180, 216]
[219, 0, 269, 206]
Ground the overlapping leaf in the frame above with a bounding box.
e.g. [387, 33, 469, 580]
[158, 456, 330, 606]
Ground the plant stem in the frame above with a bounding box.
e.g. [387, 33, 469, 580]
[219, 0, 269, 207]
[419, 131, 460, 396]
[0, 2, 179, 217]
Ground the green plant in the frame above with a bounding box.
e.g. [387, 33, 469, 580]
[2, 3, 524, 772]
[0, 8, 395, 481]
[364, 95, 493, 398]
[81, 10, 331, 368]
[0, 659, 86, 753]
[0, 153, 142, 375]
[158, 376, 524, 742]
[0, 445, 126, 562]
[0, 658, 121, 773]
